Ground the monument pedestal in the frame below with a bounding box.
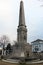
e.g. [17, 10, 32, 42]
[19, 52, 25, 62]
[21, 52, 25, 57]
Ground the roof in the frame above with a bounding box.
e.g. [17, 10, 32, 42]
[31, 39, 43, 43]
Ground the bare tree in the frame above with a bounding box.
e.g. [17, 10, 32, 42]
[0, 35, 10, 47]
[0, 35, 10, 55]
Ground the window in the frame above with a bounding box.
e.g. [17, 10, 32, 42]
[35, 46, 39, 52]
[39, 45, 41, 47]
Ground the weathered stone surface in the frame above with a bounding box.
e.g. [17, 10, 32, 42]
[17, 1, 27, 57]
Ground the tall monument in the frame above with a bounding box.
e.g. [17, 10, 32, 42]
[17, 0, 27, 55]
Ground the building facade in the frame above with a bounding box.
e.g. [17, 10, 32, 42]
[32, 39, 43, 53]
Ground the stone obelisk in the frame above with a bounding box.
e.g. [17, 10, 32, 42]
[17, 1, 27, 57]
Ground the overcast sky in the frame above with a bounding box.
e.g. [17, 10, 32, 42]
[0, 0, 43, 43]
